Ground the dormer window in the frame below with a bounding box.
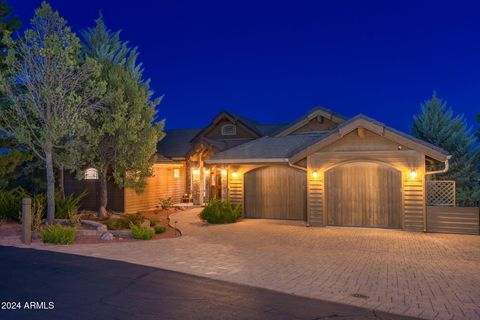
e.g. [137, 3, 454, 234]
[84, 168, 99, 180]
[221, 124, 236, 136]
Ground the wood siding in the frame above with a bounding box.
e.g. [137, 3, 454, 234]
[427, 206, 479, 235]
[308, 149, 425, 230]
[124, 164, 186, 213]
[325, 162, 401, 228]
[204, 119, 258, 140]
[290, 117, 338, 134]
[244, 166, 306, 220]
[64, 172, 125, 212]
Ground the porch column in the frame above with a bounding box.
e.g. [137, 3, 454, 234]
[221, 169, 228, 201]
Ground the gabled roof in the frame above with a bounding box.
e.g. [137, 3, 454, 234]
[156, 128, 202, 159]
[190, 110, 286, 141]
[207, 133, 328, 164]
[289, 114, 450, 163]
[275, 107, 347, 137]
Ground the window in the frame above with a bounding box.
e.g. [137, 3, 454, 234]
[221, 124, 236, 136]
[173, 168, 180, 178]
[84, 168, 99, 180]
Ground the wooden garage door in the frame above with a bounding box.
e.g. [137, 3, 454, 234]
[244, 166, 306, 220]
[325, 162, 401, 228]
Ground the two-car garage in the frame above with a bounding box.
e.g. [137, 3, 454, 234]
[243, 162, 402, 229]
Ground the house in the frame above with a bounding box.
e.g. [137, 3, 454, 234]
[66, 107, 450, 231]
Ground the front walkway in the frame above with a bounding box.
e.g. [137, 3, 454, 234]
[2, 208, 480, 320]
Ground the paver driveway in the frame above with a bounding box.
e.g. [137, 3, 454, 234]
[2, 208, 480, 320]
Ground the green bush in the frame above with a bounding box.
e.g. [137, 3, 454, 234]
[159, 197, 174, 210]
[150, 220, 157, 227]
[154, 225, 166, 234]
[105, 218, 130, 230]
[104, 212, 147, 230]
[39, 224, 76, 245]
[200, 199, 241, 224]
[55, 192, 86, 219]
[0, 187, 29, 220]
[31, 193, 47, 231]
[130, 222, 155, 240]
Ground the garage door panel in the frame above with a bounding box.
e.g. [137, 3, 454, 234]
[326, 162, 401, 228]
[244, 166, 306, 220]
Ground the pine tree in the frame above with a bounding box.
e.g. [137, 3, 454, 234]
[412, 93, 480, 206]
[0, 2, 105, 223]
[81, 16, 164, 217]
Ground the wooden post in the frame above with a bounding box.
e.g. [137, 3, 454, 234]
[22, 198, 32, 245]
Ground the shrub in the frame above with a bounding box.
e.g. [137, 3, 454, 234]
[104, 212, 147, 230]
[31, 193, 47, 231]
[105, 218, 130, 230]
[0, 187, 29, 221]
[39, 224, 76, 245]
[55, 192, 86, 219]
[200, 199, 241, 224]
[150, 220, 157, 227]
[130, 222, 154, 240]
[154, 225, 166, 234]
[159, 197, 174, 210]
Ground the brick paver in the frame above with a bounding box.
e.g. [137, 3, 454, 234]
[2, 208, 479, 320]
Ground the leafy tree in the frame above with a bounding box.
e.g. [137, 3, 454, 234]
[81, 16, 164, 217]
[0, 2, 104, 223]
[412, 93, 480, 206]
[0, 0, 20, 67]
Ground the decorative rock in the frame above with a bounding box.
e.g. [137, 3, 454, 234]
[100, 232, 114, 241]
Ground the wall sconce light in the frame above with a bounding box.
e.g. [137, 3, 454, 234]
[204, 168, 210, 175]
[173, 168, 180, 178]
[312, 170, 318, 178]
[409, 170, 417, 179]
[232, 171, 238, 178]
[192, 169, 200, 175]
[221, 169, 227, 176]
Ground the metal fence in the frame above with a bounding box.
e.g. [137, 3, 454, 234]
[426, 180, 456, 207]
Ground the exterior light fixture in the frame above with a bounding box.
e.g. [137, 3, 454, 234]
[232, 171, 238, 178]
[409, 170, 417, 179]
[204, 168, 210, 175]
[312, 170, 318, 178]
[173, 168, 180, 178]
[221, 169, 227, 176]
[193, 169, 200, 175]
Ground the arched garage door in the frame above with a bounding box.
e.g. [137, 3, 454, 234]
[325, 162, 401, 228]
[244, 166, 306, 220]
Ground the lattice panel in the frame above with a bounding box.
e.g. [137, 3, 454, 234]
[426, 180, 456, 206]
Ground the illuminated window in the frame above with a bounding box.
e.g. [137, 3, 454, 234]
[221, 124, 236, 136]
[174, 168, 180, 178]
[84, 168, 99, 180]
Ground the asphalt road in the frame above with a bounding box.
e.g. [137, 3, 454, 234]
[0, 246, 417, 320]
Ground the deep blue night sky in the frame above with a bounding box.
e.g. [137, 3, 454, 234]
[10, 0, 480, 132]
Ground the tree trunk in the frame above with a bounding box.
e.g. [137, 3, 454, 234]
[58, 165, 65, 198]
[45, 150, 55, 224]
[98, 165, 108, 218]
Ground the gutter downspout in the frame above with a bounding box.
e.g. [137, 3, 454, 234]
[425, 155, 451, 175]
[423, 155, 451, 232]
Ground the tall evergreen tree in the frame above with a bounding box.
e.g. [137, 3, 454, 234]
[81, 16, 164, 217]
[412, 93, 480, 206]
[0, 2, 104, 223]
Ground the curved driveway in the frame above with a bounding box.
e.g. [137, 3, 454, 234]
[3, 208, 480, 320]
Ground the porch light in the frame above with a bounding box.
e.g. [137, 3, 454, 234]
[173, 168, 180, 178]
[312, 170, 318, 178]
[221, 169, 227, 176]
[232, 171, 238, 178]
[192, 169, 200, 175]
[204, 168, 210, 175]
[409, 170, 417, 179]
